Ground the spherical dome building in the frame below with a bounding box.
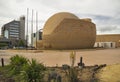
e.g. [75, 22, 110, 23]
[41, 12, 96, 49]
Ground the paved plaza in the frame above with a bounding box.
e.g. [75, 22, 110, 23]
[0, 48, 120, 66]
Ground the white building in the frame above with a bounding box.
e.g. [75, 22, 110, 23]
[94, 42, 116, 48]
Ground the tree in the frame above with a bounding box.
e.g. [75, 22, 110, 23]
[18, 39, 25, 47]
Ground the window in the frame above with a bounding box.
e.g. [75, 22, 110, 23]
[10, 32, 19, 35]
[111, 43, 113, 47]
[34, 33, 36, 37]
[4, 30, 9, 39]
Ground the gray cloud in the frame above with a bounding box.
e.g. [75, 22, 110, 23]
[92, 15, 120, 25]
[75, 13, 120, 34]
[76, 13, 120, 25]
[97, 26, 118, 32]
[15, 0, 26, 3]
[97, 25, 120, 34]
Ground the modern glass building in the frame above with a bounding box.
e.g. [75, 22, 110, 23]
[1, 16, 25, 46]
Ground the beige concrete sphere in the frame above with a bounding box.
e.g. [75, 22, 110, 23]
[42, 12, 96, 49]
[43, 12, 79, 35]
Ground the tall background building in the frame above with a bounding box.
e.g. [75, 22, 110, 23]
[1, 16, 25, 47]
[19, 16, 25, 40]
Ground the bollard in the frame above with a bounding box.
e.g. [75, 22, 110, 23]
[78, 56, 85, 68]
[1, 58, 4, 67]
[80, 57, 83, 66]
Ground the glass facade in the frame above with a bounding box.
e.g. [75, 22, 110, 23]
[1, 16, 25, 47]
[8, 21, 20, 39]
[4, 30, 9, 39]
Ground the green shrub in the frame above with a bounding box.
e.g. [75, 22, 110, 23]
[0, 43, 8, 47]
[9, 55, 46, 82]
[9, 55, 28, 75]
[68, 68, 78, 82]
[20, 59, 46, 82]
[63, 66, 79, 82]
[18, 39, 25, 47]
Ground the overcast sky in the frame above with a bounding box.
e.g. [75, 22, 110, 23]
[0, 0, 120, 36]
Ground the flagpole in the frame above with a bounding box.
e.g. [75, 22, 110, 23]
[36, 12, 38, 49]
[31, 9, 34, 48]
[26, 8, 29, 50]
